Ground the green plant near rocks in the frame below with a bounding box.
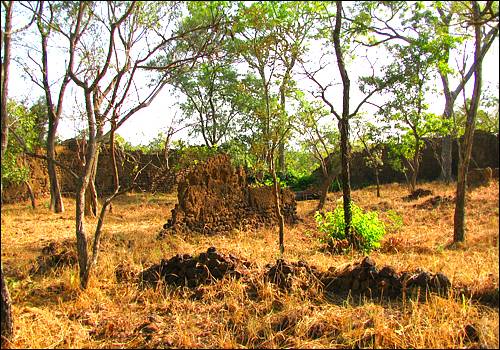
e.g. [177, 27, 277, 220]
[315, 201, 386, 253]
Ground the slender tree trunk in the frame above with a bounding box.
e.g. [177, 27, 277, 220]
[333, 1, 354, 244]
[339, 118, 353, 241]
[1, 2, 14, 345]
[278, 142, 285, 175]
[76, 92, 99, 289]
[85, 153, 99, 217]
[47, 122, 64, 213]
[317, 178, 330, 212]
[270, 157, 285, 255]
[25, 180, 36, 209]
[454, 1, 483, 243]
[375, 168, 380, 197]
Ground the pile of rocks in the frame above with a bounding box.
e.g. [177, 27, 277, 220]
[263, 256, 451, 299]
[161, 154, 299, 237]
[138, 247, 252, 288]
[29, 240, 78, 275]
[264, 259, 321, 290]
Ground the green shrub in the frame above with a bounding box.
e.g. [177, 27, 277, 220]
[314, 200, 386, 253]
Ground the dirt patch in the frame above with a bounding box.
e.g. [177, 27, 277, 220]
[29, 239, 78, 275]
[160, 154, 299, 237]
[137, 247, 253, 288]
[403, 188, 433, 201]
[415, 195, 455, 209]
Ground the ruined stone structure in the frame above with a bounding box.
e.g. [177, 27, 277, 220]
[161, 154, 299, 236]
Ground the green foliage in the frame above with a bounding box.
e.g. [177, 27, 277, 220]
[315, 201, 386, 253]
[2, 99, 47, 185]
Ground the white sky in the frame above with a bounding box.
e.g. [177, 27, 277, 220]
[5, 3, 500, 147]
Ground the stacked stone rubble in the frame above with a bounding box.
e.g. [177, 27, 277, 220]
[162, 154, 299, 235]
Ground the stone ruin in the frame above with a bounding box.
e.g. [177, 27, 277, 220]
[160, 154, 299, 237]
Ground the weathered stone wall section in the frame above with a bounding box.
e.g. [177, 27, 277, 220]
[163, 154, 299, 235]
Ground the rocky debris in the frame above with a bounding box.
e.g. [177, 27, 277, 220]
[467, 167, 492, 188]
[403, 188, 433, 201]
[320, 257, 451, 299]
[160, 154, 299, 238]
[138, 247, 252, 288]
[29, 239, 78, 275]
[415, 195, 455, 209]
[264, 259, 321, 290]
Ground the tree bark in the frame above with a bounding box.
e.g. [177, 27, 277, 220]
[1, 1, 12, 161]
[333, 1, 353, 243]
[84, 152, 99, 217]
[454, 1, 483, 243]
[375, 167, 380, 198]
[1, 2, 14, 345]
[270, 157, 285, 255]
[47, 123, 64, 213]
[25, 180, 36, 209]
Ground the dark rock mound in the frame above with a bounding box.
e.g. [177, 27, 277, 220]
[29, 239, 78, 275]
[138, 247, 252, 288]
[319, 257, 450, 300]
[403, 188, 433, 201]
[264, 259, 321, 290]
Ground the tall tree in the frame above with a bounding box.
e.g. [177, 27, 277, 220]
[56, 1, 224, 288]
[348, 1, 498, 183]
[295, 97, 340, 211]
[454, 1, 499, 243]
[173, 60, 241, 147]
[302, 1, 390, 247]
[378, 43, 448, 193]
[231, 1, 298, 255]
[1, 0, 37, 345]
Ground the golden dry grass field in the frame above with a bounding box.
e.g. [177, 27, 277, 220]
[1, 180, 499, 349]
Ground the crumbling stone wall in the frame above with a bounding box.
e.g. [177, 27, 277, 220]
[162, 154, 299, 236]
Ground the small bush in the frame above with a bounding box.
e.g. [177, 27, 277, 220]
[314, 201, 386, 253]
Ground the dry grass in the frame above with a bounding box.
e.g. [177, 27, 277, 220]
[1, 180, 498, 349]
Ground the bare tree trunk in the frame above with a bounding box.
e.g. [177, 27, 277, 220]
[339, 118, 353, 241]
[278, 142, 285, 175]
[317, 169, 337, 212]
[85, 153, 99, 217]
[317, 178, 330, 212]
[270, 157, 285, 255]
[333, 1, 354, 245]
[454, 1, 482, 243]
[1, 2, 14, 345]
[47, 125, 64, 213]
[25, 180, 36, 209]
[375, 167, 380, 197]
